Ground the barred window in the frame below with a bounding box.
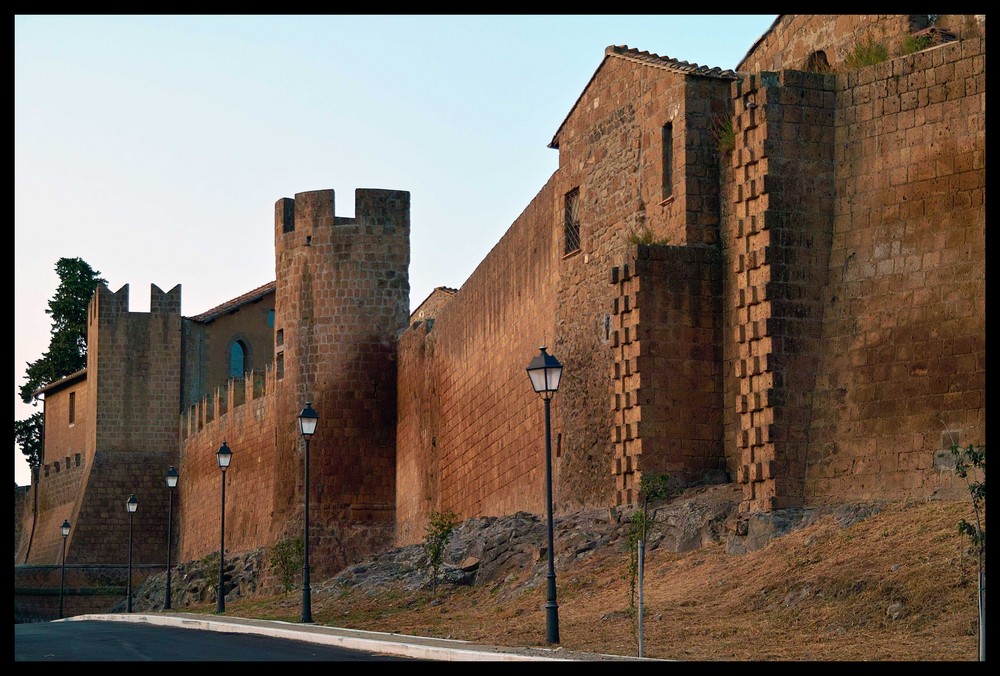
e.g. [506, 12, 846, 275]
[564, 188, 581, 255]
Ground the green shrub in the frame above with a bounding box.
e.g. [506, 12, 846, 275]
[423, 510, 460, 590]
[267, 535, 304, 593]
[897, 34, 932, 56]
[625, 473, 680, 611]
[843, 35, 889, 68]
[200, 551, 220, 592]
[711, 114, 736, 153]
[628, 227, 669, 246]
[950, 442, 985, 661]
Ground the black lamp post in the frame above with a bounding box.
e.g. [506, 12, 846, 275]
[298, 402, 319, 624]
[216, 441, 232, 614]
[526, 345, 563, 645]
[58, 519, 70, 619]
[165, 466, 179, 610]
[126, 494, 138, 613]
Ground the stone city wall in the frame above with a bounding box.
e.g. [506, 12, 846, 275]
[802, 37, 986, 502]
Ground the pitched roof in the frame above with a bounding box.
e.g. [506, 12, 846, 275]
[549, 44, 738, 149]
[189, 280, 276, 323]
[32, 368, 87, 398]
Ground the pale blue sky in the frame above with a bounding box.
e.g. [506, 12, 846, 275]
[14, 14, 778, 485]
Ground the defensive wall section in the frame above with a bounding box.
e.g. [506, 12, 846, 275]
[720, 36, 984, 510]
[550, 53, 737, 509]
[803, 37, 985, 502]
[16, 18, 985, 597]
[17, 284, 182, 566]
[14, 484, 28, 556]
[396, 49, 738, 543]
[16, 285, 180, 619]
[610, 244, 725, 499]
[721, 68, 838, 511]
[397, 28, 985, 537]
[396, 178, 560, 545]
[176, 189, 410, 577]
[177, 371, 278, 565]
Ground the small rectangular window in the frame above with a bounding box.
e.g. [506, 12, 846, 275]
[69, 392, 76, 425]
[276, 329, 284, 347]
[564, 188, 581, 255]
[662, 123, 673, 200]
[276, 351, 284, 380]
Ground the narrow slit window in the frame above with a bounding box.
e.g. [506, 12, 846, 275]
[662, 123, 673, 200]
[69, 391, 76, 425]
[564, 188, 581, 255]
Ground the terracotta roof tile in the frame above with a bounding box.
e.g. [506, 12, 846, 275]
[189, 280, 276, 323]
[604, 45, 738, 79]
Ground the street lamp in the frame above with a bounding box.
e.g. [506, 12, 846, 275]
[526, 345, 563, 645]
[298, 402, 319, 624]
[165, 466, 179, 610]
[216, 441, 232, 614]
[58, 519, 70, 619]
[126, 494, 138, 613]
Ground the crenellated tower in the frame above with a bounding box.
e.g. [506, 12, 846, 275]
[86, 283, 183, 459]
[271, 188, 410, 571]
[59, 282, 183, 565]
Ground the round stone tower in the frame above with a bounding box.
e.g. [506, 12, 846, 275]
[271, 188, 410, 572]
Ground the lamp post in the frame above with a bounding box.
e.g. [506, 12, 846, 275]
[298, 402, 319, 624]
[216, 441, 232, 614]
[526, 345, 563, 645]
[58, 519, 70, 619]
[126, 494, 138, 613]
[165, 466, 179, 610]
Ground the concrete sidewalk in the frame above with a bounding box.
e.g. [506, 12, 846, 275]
[64, 612, 656, 661]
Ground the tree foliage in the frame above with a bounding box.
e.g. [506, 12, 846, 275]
[423, 509, 459, 590]
[626, 472, 681, 610]
[13, 412, 43, 470]
[267, 535, 304, 593]
[951, 443, 986, 662]
[15, 257, 105, 473]
[951, 443, 985, 549]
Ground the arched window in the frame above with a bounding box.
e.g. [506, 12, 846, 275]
[229, 340, 248, 378]
[805, 50, 830, 73]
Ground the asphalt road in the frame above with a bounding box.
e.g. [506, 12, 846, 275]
[14, 620, 418, 661]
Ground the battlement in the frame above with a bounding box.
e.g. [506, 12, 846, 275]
[274, 188, 410, 245]
[89, 283, 182, 325]
[180, 365, 275, 441]
[89, 283, 128, 324]
[151, 283, 182, 314]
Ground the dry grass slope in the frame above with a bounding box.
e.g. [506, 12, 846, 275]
[188, 497, 981, 661]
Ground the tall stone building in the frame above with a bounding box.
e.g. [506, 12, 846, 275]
[16, 16, 985, 599]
